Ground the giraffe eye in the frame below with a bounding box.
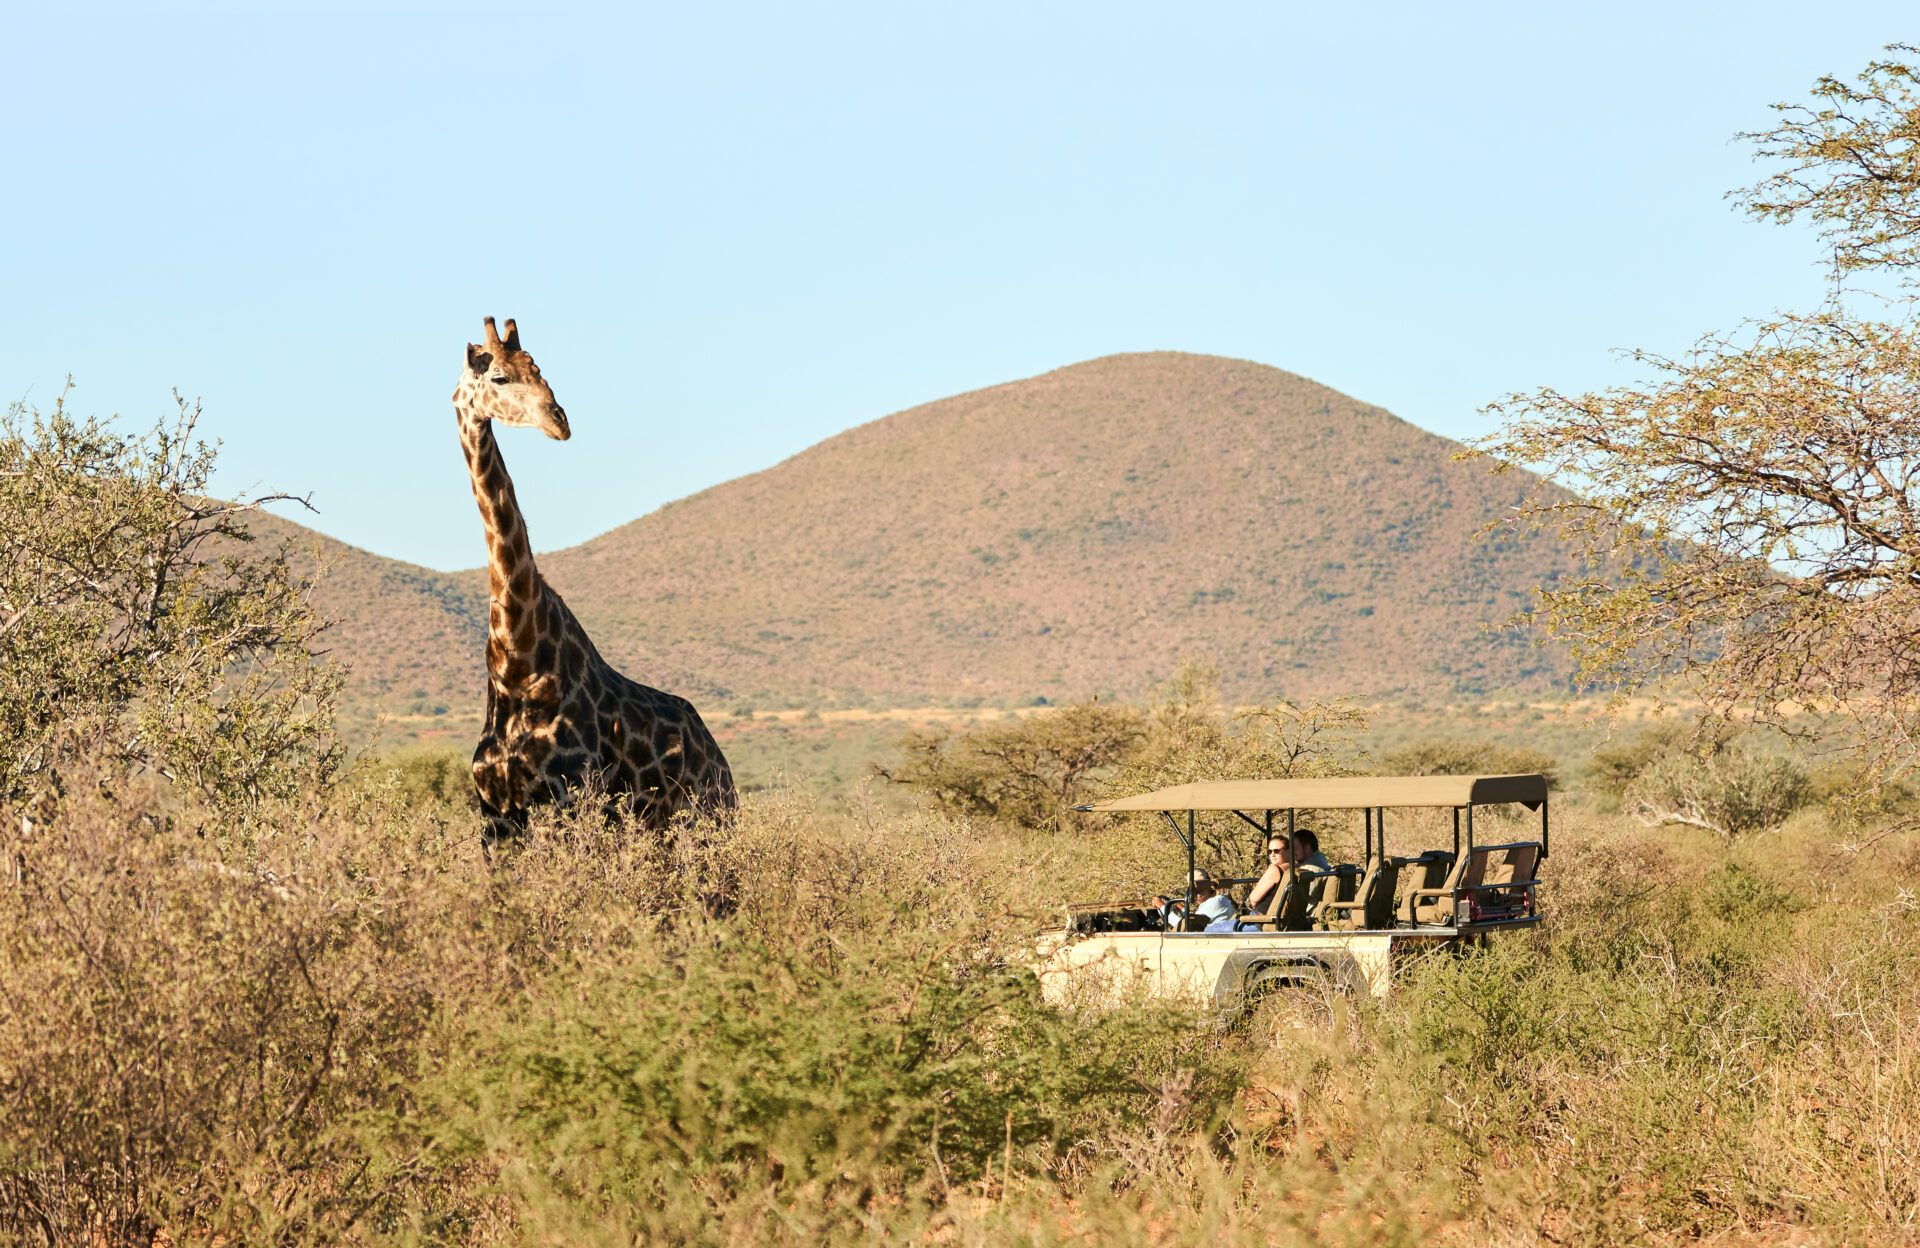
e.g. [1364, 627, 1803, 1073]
[490, 375, 510, 385]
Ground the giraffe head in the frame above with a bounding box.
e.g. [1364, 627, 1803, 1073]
[458, 317, 571, 440]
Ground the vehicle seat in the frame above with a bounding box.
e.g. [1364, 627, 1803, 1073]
[1275, 868, 1314, 931]
[1390, 848, 1443, 917]
[1237, 866, 1314, 932]
[1424, 845, 1491, 926]
[1405, 844, 1459, 921]
[1319, 856, 1401, 931]
[1474, 844, 1540, 920]
[1367, 858, 1402, 929]
[1307, 866, 1359, 926]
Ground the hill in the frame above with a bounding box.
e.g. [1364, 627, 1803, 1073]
[243, 512, 490, 714]
[536, 352, 1572, 705]
[268, 351, 1577, 715]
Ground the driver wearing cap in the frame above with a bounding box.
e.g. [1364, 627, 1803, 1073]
[1151, 869, 1235, 930]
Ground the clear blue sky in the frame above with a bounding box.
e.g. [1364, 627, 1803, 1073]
[4, 2, 1906, 570]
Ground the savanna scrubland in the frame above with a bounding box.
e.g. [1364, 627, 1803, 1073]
[6, 395, 1914, 1247]
[4, 711, 1918, 1246]
[13, 45, 1920, 1248]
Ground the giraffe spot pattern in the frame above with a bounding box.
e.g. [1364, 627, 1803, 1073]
[458, 398, 734, 851]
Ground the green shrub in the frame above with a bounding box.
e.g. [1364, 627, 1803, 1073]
[1105, 661, 1371, 794]
[1625, 741, 1812, 840]
[0, 780, 476, 1243]
[1098, 665, 1369, 876]
[874, 662, 1369, 854]
[414, 910, 1238, 1241]
[6, 763, 1920, 1244]
[873, 700, 1145, 829]
[1583, 719, 1736, 804]
[0, 392, 342, 824]
[368, 744, 474, 812]
[1376, 736, 1561, 787]
[1808, 757, 1920, 824]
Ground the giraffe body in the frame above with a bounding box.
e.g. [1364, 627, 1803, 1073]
[454, 317, 735, 850]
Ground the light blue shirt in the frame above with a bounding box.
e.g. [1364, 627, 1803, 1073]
[1165, 891, 1236, 928]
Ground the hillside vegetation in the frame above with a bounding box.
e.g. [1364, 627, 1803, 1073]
[283, 353, 1578, 717]
[548, 352, 1575, 704]
[244, 512, 490, 715]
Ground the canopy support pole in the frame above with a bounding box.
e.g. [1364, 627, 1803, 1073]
[1228, 809, 1269, 837]
[1542, 795, 1550, 859]
[1160, 810, 1192, 852]
[1186, 810, 1196, 920]
[1452, 807, 1460, 859]
[1157, 811, 1199, 927]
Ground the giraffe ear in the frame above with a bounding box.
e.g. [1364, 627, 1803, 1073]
[467, 344, 493, 374]
[503, 319, 521, 352]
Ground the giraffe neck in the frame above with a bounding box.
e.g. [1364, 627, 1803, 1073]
[456, 398, 547, 680]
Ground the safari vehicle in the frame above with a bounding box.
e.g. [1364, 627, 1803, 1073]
[1036, 774, 1547, 1009]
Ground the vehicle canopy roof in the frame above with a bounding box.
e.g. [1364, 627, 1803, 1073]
[1079, 774, 1548, 813]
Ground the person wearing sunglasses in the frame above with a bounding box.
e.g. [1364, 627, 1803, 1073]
[1243, 834, 1295, 917]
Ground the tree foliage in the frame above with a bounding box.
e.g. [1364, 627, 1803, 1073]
[1738, 46, 1920, 282]
[1376, 737, 1561, 789]
[1100, 661, 1368, 796]
[1473, 49, 1920, 809]
[877, 662, 1369, 881]
[0, 391, 343, 823]
[872, 701, 1146, 831]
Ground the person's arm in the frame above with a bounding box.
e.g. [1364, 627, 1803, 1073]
[1245, 863, 1282, 911]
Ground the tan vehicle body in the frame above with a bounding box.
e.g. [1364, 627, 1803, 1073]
[1038, 775, 1548, 1009]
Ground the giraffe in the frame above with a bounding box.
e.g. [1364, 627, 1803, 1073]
[454, 316, 736, 853]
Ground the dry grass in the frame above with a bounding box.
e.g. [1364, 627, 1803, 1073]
[1, 771, 1916, 1245]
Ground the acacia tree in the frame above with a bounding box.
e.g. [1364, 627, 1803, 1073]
[873, 701, 1146, 830]
[1097, 662, 1369, 874]
[1473, 48, 1920, 813]
[0, 390, 343, 824]
[1739, 46, 1920, 282]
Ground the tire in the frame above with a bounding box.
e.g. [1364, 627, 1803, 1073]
[1237, 962, 1340, 1034]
